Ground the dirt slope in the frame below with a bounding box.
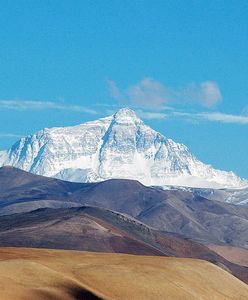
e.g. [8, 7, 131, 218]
[0, 247, 247, 300]
[208, 245, 248, 267]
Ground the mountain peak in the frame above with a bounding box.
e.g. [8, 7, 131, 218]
[0, 108, 246, 189]
[113, 108, 141, 124]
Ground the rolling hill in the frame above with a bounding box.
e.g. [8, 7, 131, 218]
[0, 248, 248, 300]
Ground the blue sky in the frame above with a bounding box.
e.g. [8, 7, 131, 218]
[0, 0, 247, 178]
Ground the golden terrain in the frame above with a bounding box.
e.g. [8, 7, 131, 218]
[0, 247, 247, 300]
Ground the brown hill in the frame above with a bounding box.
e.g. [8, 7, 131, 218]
[0, 247, 247, 300]
[1, 166, 248, 249]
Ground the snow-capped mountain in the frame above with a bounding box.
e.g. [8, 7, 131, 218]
[0, 108, 247, 188]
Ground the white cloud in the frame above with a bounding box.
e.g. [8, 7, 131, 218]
[128, 78, 169, 108]
[179, 81, 222, 108]
[242, 106, 248, 116]
[0, 100, 98, 114]
[200, 112, 248, 124]
[173, 111, 248, 124]
[99, 105, 167, 121]
[0, 133, 22, 138]
[107, 80, 125, 103]
[108, 78, 222, 108]
[135, 110, 167, 120]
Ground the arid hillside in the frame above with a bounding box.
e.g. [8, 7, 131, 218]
[0, 247, 247, 300]
[1, 166, 248, 249]
[208, 244, 248, 267]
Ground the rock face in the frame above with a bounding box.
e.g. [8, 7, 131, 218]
[0, 108, 246, 188]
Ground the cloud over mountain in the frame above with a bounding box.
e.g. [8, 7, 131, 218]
[0, 100, 98, 114]
[108, 78, 222, 108]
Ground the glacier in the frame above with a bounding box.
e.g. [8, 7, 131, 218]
[0, 108, 247, 189]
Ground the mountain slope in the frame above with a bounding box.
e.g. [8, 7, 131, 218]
[1, 206, 248, 284]
[1, 167, 248, 249]
[0, 206, 164, 256]
[0, 166, 87, 214]
[1, 108, 246, 188]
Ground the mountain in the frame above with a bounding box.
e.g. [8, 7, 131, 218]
[0, 108, 246, 188]
[1, 166, 248, 249]
[1, 206, 248, 284]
